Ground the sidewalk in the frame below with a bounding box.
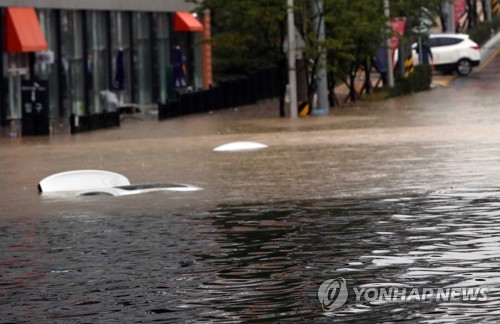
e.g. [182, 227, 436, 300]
[335, 31, 500, 97]
[432, 31, 500, 88]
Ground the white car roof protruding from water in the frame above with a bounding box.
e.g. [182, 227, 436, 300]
[213, 141, 268, 152]
[39, 170, 130, 193]
[38, 170, 202, 197]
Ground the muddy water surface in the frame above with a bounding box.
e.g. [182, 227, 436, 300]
[1, 70, 500, 322]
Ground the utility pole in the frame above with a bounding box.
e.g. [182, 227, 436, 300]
[287, 0, 298, 118]
[312, 1, 329, 115]
[384, 0, 394, 88]
[445, 2, 455, 33]
[486, 0, 493, 21]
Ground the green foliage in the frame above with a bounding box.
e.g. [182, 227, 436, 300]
[411, 64, 433, 92]
[307, 0, 442, 101]
[389, 64, 433, 97]
[467, 15, 500, 46]
[321, 0, 386, 81]
[188, 0, 286, 77]
[189, 0, 444, 100]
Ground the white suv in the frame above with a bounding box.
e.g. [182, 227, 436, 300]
[413, 34, 481, 76]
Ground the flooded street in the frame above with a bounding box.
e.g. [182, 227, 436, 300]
[1, 56, 500, 322]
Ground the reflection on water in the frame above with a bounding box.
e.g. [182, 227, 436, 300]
[1, 68, 499, 321]
[2, 190, 500, 322]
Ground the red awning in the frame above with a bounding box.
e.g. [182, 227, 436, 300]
[6, 7, 48, 53]
[174, 12, 203, 32]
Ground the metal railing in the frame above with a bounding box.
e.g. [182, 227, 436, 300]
[159, 66, 283, 120]
[69, 112, 120, 134]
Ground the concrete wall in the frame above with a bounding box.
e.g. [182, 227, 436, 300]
[0, 0, 196, 12]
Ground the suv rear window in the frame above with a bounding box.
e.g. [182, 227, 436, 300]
[437, 37, 463, 46]
[426, 37, 464, 47]
[424, 38, 440, 47]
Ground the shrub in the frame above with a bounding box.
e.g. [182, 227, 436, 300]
[388, 64, 433, 97]
[408, 64, 433, 92]
[467, 15, 500, 46]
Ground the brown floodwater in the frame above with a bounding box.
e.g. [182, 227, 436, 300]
[1, 64, 500, 322]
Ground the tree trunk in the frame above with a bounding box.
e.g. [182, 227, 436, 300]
[364, 59, 372, 95]
[296, 58, 309, 103]
[467, 0, 478, 28]
[349, 69, 357, 102]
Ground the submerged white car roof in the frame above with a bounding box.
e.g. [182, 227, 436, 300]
[38, 170, 203, 197]
[39, 170, 130, 193]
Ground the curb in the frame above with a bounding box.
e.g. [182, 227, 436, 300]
[479, 31, 500, 65]
[476, 47, 499, 73]
[431, 74, 457, 88]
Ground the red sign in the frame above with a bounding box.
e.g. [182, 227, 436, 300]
[455, 0, 466, 27]
[390, 18, 406, 53]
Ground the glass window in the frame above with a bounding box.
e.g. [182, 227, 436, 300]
[61, 11, 85, 116]
[6, 54, 29, 120]
[154, 13, 171, 102]
[424, 38, 440, 48]
[439, 37, 463, 46]
[429, 37, 463, 47]
[86, 11, 110, 113]
[171, 30, 192, 89]
[132, 12, 152, 104]
[36, 9, 60, 119]
[110, 12, 132, 103]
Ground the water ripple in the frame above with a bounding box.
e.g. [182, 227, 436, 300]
[2, 190, 500, 322]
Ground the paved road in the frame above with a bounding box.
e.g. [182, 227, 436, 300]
[454, 52, 500, 88]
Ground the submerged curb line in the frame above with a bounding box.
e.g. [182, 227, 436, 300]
[477, 31, 500, 73]
[479, 32, 500, 62]
[476, 48, 499, 73]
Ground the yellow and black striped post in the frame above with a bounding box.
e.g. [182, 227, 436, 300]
[298, 101, 310, 117]
[404, 54, 414, 78]
[493, 0, 499, 15]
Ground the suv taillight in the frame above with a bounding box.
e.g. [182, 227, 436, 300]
[471, 45, 480, 50]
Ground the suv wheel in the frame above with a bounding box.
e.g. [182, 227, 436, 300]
[456, 59, 472, 76]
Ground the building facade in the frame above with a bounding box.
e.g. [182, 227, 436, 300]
[0, 0, 209, 134]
